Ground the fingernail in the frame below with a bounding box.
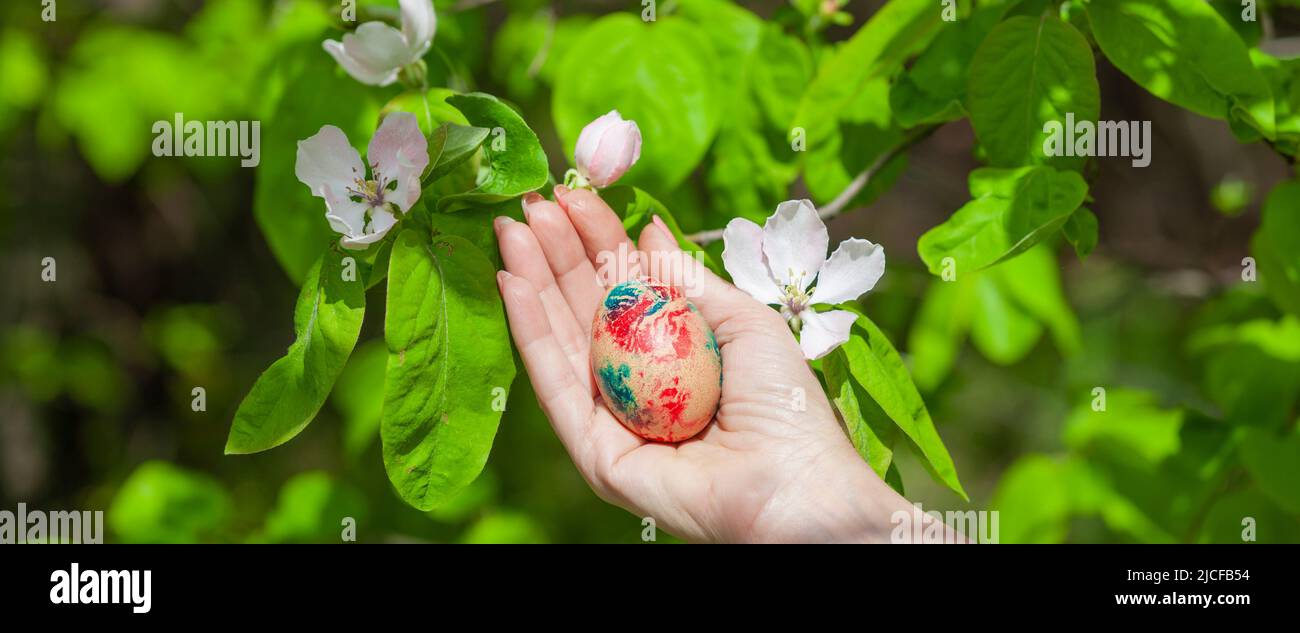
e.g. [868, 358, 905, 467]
[496, 270, 512, 288]
[652, 214, 670, 234]
[520, 192, 543, 219]
[492, 215, 514, 233]
[553, 184, 570, 200]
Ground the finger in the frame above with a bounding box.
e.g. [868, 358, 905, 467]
[521, 192, 605, 337]
[497, 271, 596, 450]
[555, 185, 642, 286]
[497, 271, 644, 493]
[495, 214, 593, 394]
[636, 217, 777, 333]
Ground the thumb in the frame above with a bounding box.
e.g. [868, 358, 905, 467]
[635, 216, 785, 329]
[638, 216, 833, 425]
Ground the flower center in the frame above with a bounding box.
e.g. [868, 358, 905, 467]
[779, 269, 815, 333]
[346, 164, 399, 234]
[347, 175, 386, 208]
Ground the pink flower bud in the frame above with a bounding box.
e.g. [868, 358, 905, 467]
[574, 110, 642, 188]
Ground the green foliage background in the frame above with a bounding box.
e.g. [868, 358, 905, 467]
[1, 0, 1298, 543]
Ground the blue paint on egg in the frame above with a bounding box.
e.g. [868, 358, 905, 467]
[597, 362, 637, 415]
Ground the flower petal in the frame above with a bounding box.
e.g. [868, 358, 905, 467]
[296, 124, 366, 219]
[338, 208, 397, 250]
[811, 238, 886, 305]
[323, 40, 400, 86]
[762, 199, 828, 293]
[367, 112, 429, 213]
[574, 110, 623, 176]
[325, 22, 409, 86]
[399, 0, 437, 59]
[586, 119, 641, 187]
[326, 186, 374, 229]
[798, 309, 858, 360]
[721, 218, 783, 305]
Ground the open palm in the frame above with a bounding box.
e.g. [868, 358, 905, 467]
[494, 186, 913, 543]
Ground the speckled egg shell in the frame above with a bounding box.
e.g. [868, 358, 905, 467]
[590, 278, 723, 442]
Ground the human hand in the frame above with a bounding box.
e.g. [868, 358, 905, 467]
[494, 186, 925, 543]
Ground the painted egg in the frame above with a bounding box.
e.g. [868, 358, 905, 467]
[590, 278, 723, 442]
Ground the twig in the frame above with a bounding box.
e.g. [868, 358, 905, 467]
[685, 125, 938, 245]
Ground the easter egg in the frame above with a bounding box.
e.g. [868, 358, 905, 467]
[590, 278, 722, 442]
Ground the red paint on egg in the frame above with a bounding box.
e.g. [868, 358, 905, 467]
[590, 278, 722, 442]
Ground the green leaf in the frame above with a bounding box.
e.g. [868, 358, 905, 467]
[1063, 389, 1184, 465]
[259, 471, 366, 543]
[0, 27, 48, 134]
[426, 122, 490, 183]
[970, 273, 1044, 364]
[966, 14, 1099, 169]
[1062, 206, 1099, 259]
[988, 244, 1081, 355]
[884, 462, 905, 496]
[793, 0, 942, 205]
[381, 231, 517, 510]
[838, 316, 967, 500]
[426, 204, 516, 269]
[1198, 488, 1300, 543]
[459, 511, 548, 544]
[378, 88, 479, 196]
[1250, 50, 1300, 156]
[436, 92, 549, 211]
[600, 185, 720, 274]
[990, 455, 1072, 543]
[890, 1, 1004, 127]
[1251, 181, 1300, 316]
[991, 455, 1174, 543]
[380, 87, 469, 136]
[822, 347, 894, 478]
[679, 1, 806, 225]
[1085, 0, 1274, 138]
[751, 25, 814, 130]
[109, 461, 231, 544]
[1238, 428, 1300, 515]
[1188, 315, 1300, 363]
[1209, 0, 1262, 47]
[253, 39, 386, 283]
[906, 276, 975, 391]
[52, 22, 258, 183]
[917, 165, 1088, 274]
[908, 246, 1078, 376]
[1188, 315, 1300, 428]
[706, 115, 801, 225]
[553, 14, 720, 192]
[489, 12, 590, 102]
[1205, 346, 1300, 429]
[225, 249, 366, 454]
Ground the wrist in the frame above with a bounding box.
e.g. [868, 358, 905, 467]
[826, 463, 916, 543]
[810, 448, 971, 543]
[758, 447, 914, 543]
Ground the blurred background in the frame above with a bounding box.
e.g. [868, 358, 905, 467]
[1, 0, 1298, 543]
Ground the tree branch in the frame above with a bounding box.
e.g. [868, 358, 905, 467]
[685, 125, 938, 245]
